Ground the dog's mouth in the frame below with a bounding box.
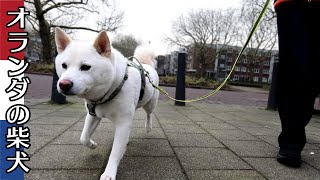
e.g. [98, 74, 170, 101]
[59, 87, 89, 98]
[61, 91, 76, 96]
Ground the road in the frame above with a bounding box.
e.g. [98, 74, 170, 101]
[25, 73, 270, 107]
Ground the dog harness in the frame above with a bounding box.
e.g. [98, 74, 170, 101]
[86, 58, 146, 116]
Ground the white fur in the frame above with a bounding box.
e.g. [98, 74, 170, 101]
[133, 45, 157, 68]
[54, 28, 159, 180]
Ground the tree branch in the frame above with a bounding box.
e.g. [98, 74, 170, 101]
[24, 0, 33, 4]
[51, 25, 100, 32]
[42, 0, 87, 15]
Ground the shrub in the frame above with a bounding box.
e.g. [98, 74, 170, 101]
[160, 75, 226, 89]
[27, 63, 54, 74]
[160, 75, 176, 85]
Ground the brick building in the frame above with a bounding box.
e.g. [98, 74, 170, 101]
[188, 45, 278, 84]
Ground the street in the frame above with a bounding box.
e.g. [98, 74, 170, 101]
[25, 73, 269, 108]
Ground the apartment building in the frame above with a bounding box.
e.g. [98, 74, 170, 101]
[189, 45, 278, 84]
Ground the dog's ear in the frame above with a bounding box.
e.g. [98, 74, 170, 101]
[55, 27, 71, 54]
[93, 31, 111, 58]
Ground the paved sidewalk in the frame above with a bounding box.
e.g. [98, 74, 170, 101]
[25, 98, 320, 180]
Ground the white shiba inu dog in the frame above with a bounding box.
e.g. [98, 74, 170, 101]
[54, 27, 159, 180]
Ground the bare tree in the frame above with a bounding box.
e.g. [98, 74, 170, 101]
[238, 0, 277, 82]
[112, 34, 141, 57]
[165, 8, 239, 76]
[24, 0, 124, 64]
[25, 30, 43, 63]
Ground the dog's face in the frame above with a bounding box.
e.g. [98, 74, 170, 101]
[54, 28, 115, 99]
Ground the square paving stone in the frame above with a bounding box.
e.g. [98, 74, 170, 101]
[28, 124, 69, 136]
[29, 116, 81, 125]
[30, 113, 46, 120]
[52, 130, 114, 145]
[208, 129, 259, 141]
[306, 134, 320, 144]
[186, 170, 266, 180]
[176, 110, 203, 115]
[27, 145, 110, 169]
[187, 115, 223, 123]
[244, 157, 320, 180]
[132, 119, 160, 128]
[196, 122, 237, 130]
[31, 104, 65, 110]
[222, 140, 278, 157]
[155, 112, 183, 119]
[26, 135, 55, 155]
[70, 121, 114, 132]
[130, 128, 166, 139]
[133, 111, 148, 120]
[47, 111, 86, 118]
[308, 122, 320, 128]
[238, 127, 279, 136]
[302, 149, 320, 170]
[174, 147, 251, 170]
[55, 107, 87, 113]
[24, 99, 48, 107]
[30, 109, 58, 115]
[227, 120, 264, 128]
[117, 157, 186, 180]
[126, 139, 174, 157]
[158, 118, 195, 125]
[211, 113, 244, 121]
[25, 170, 101, 180]
[257, 135, 320, 150]
[161, 124, 207, 134]
[166, 133, 224, 147]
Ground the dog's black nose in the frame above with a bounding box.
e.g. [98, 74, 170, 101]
[59, 80, 73, 92]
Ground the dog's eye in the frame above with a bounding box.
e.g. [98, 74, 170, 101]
[80, 64, 91, 71]
[62, 63, 67, 69]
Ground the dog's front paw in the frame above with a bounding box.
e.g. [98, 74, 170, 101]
[145, 120, 152, 133]
[146, 125, 152, 133]
[100, 173, 113, 180]
[89, 140, 97, 149]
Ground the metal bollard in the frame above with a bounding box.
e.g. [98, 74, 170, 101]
[267, 60, 279, 110]
[175, 48, 186, 106]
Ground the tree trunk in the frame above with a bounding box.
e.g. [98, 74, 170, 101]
[34, 0, 52, 64]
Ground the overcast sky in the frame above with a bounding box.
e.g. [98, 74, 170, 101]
[76, 0, 242, 55]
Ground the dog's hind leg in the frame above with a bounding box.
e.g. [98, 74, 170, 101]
[143, 90, 159, 133]
[80, 114, 101, 149]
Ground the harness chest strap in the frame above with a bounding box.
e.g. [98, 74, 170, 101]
[86, 61, 146, 116]
[127, 60, 146, 101]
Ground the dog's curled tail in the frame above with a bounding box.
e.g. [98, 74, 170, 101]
[133, 45, 157, 68]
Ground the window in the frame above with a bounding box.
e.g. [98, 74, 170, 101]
[242, 59, 247, 64]
[226, 66, 231, 70]
[219, 64, 225, 68]
[241, 67, 246, 72]
[263, 69, 269, 74]
[235, 66, 240, 72]
[253, 76, 259, 82]
[254, 68, 260, 73]
[233, 75, 239, 81]
[262, 77, 268, 83]
[227, 57, 232, 62]
[264, 61, 270, 66]
[220, 55, 226, 59]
